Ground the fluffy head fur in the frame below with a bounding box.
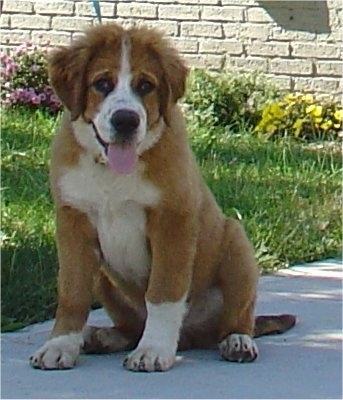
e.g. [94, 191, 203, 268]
[49, 25, 188, 124]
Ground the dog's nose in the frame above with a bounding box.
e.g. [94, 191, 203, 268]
[110, 110, 140, 135]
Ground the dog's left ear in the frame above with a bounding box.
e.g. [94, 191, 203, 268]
[48, 43, 90, 121]
[158, 44, 189, 126]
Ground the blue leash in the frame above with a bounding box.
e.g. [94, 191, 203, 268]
[92, 0, 102, 24]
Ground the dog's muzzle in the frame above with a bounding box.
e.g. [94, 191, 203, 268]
[90, 112, 139, 176]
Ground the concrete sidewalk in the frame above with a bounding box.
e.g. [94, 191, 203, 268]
[1, 259, 342, 399]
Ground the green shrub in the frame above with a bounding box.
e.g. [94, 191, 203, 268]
[184, 69, 282, 131]
[255, 92, 342, 141]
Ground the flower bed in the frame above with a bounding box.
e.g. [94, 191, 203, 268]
[1, 41, 62, 113]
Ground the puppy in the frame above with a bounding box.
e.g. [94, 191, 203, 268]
[30, 23, 295, 372]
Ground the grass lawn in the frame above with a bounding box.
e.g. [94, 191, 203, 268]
[1, 108, 342, 332]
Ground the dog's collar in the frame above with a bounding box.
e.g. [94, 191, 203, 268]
[94, 153, 107, 165]
[89, 120, 108, 165]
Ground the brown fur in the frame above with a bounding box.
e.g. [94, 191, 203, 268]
[36, 24, 295, 368]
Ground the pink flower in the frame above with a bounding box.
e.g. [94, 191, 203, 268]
[14, 88, 24, 99]
[30, 65, 40, 73]
[38, 93, 46, 101]
[50, 94, 60, 103]
[15, 47, 25, 57]
[0, 53, 8, 63]
[6, 61, 19, 75]
[2, 98, 11, 107]
[44, 86, 54, 95]
[30, 95, 41, 105]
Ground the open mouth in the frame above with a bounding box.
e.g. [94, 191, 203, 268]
[91, 120, 108, 151]
[90, 120, 138, 175]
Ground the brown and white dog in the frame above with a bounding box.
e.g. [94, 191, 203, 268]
[29, 24, 295, 372]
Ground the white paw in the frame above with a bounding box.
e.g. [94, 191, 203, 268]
[123, 346, 175, 372]
[29, 333, 83, 370]
[219, 333, 258, 362]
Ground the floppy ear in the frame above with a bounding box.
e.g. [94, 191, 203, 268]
[158, 46, 189, 126]
[48, 44, 90, 120]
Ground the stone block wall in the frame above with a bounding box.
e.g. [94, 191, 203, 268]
[1, 0, 342, 96]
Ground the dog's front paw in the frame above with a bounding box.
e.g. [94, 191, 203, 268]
[123, 346, 175, 372]
[29, 333, 83, 370]
[219, 333, 258, 362]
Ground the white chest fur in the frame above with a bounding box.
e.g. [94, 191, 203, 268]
[58, 154, 160, 285]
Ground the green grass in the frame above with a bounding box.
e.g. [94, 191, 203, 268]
[1, 108, 342, 332]
[191, 126, 341, 269]
[1, 109, 59, 331]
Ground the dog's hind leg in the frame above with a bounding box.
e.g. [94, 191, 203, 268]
[82, 326, 137, 354]
[254, 314, 296, 337]
[217, 217, 260, 363]
[83, 270, 145, 354]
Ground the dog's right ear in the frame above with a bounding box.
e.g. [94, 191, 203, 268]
[48, 44, 89, 120]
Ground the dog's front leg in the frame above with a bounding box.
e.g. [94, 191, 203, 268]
[124, 211, 195, 372]
[30, 206, 99, 370]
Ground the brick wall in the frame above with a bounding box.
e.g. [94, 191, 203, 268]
[1, 0, 342, 97]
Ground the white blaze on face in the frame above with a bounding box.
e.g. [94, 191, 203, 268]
[93, 35, 148, 175]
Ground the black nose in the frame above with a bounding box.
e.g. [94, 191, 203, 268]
[110, 109, 140, 134]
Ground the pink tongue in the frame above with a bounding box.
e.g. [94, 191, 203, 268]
[107, 142, 138, 175]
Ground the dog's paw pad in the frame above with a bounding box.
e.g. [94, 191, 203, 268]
[219, 333, 258, 362]
[123, 346, 175, 372]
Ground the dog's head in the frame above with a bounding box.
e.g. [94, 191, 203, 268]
[49, 24, 188, 175]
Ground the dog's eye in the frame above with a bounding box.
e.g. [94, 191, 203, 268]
[136, 79, 155, 97]
[93, 78, 114, 95]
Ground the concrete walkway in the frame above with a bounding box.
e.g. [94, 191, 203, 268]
[1, 259, 342, 399]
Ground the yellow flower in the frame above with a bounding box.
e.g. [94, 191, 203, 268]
[333, 123, 341, 129]
[262, 105, 273, 119]
[306, 104, 316, 114]
[266, 123, 277, 134]
[306, 104, 323, 117]
[293, 119, 303, 128]
[293, 118, 304, 137]
[334, 109, 343, 121]
[284, 93, 297, 101]
[284, 93, 299, 106]
[320, 120, 333, 131]
[314, 117, 323, 124]
[313, 105, 323, 117]
[269, 102, 285, 119]
[302, 94, 314, 104]
[254, 123, 263, 132]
